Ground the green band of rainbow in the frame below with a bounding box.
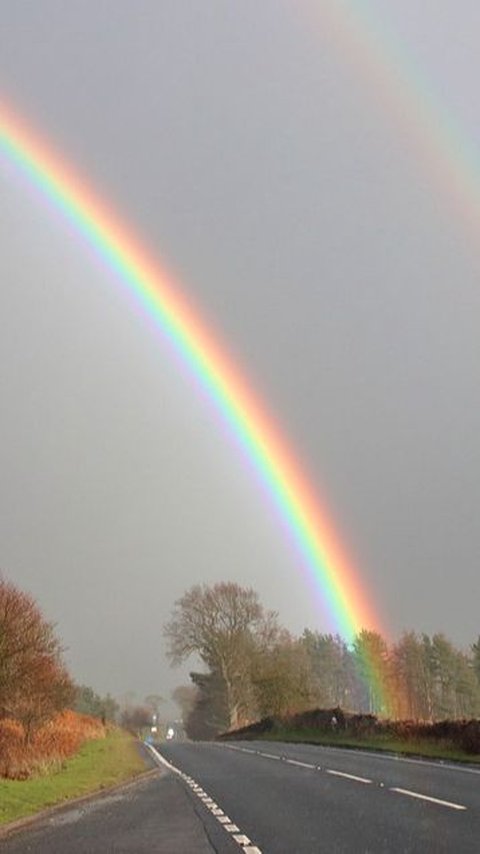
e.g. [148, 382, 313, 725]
[0, 101, 384, 658]
[312, 2, 480, 256]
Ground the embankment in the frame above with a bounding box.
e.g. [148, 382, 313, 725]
[219, 706, 480, 762]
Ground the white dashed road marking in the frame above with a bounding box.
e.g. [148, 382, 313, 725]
[159, 741, 468, 828]
[285, 759, 315, 769]
[223, 744, 256, 753]
[215, 743, 468, 812]
[390, 787, 467, 810]
[146, 744, 262, 851]
[326, 769, 372, 784]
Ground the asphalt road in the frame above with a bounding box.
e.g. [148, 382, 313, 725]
[157, 739, 480, 853]
[2, 741, 479, 852]
[0, 770, 218, 854]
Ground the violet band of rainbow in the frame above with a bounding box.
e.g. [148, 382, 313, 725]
[0, 101, 384, 651]
[311, 2, 480, 254]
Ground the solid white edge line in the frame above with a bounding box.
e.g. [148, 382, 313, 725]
[145, 745, 263, 849]
[326, 769, 372, 784]
[259, 752, 281, 760]
[390, 787, 467, 811]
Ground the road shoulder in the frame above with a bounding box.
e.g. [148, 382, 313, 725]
[0, 764, 216, 853]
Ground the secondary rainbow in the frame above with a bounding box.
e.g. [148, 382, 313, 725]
[0, 101, 385, 652]
[311, 1, 480, 256]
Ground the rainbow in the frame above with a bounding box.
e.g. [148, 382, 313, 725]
[0, 100, 385, 656]
[313, 1, 480, 255]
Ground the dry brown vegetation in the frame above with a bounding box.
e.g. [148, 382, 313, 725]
[0, 709, 105, 779]
[221, 706, 480, 756]
[0, 578, 106, 780]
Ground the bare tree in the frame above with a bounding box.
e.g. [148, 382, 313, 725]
[164, 582, 275, 728]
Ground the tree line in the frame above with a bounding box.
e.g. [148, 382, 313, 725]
[165, 582, 480, 738]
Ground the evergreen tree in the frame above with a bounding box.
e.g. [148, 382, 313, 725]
[353, 630, 390, 715]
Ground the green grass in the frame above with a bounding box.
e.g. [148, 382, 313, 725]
[0, 729, 149, 827]
[250, 728, 480, 764]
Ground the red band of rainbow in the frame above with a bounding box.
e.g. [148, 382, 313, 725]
[0, 100, 385, 679]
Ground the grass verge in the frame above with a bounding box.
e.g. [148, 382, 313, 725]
[0, 728, 149, 827]
[251, 728, 480, 764]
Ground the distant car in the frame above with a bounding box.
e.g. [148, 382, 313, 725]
[166, 726, 175, 740]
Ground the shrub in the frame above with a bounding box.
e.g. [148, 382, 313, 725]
[220, 706, 480, 755]
[0, 711, 106, 779]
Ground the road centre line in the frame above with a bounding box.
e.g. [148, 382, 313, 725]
[390, 788, 467, 811]
[284, 759, 315, 769]
[220, 742, 480, 778]
[222, 744, 256, 754]
[314, 743, 480, 777]
[146, 744, 263, 852]
[326, 769, 372, 784]
[221, 744, 376, 781]
[216, 743, 468, 813]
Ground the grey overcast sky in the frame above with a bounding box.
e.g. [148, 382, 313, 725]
[1, 1, 479, 704]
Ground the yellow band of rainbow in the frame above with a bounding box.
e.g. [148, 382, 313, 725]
[0, 100, 384, 652]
